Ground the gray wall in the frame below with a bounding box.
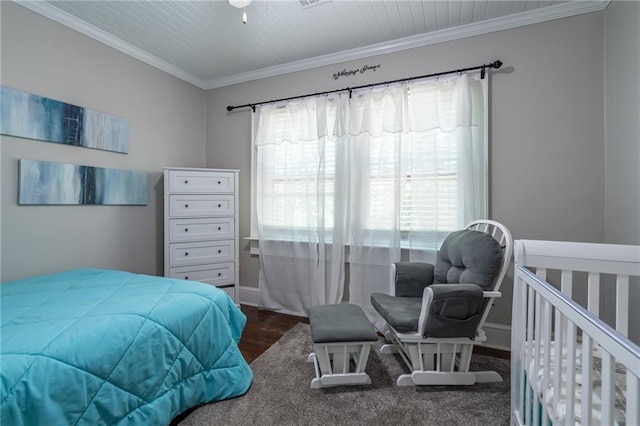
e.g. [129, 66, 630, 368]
[1, 3, 207, 281]
[205, 11, 606, 327]
[604, 0, 640, 343]
[3, 2, 632, 339]
[605, 1, 640, 245]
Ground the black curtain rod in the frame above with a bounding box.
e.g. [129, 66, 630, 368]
[226, 60, 502, 112]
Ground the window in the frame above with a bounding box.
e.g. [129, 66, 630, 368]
[259, 134, 337, 231]
[251, 73, 487, 249]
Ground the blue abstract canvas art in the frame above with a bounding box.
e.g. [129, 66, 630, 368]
[1, 87, 129, 153]
[19, 159, 147, 205]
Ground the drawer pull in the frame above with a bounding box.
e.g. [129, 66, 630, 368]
[185, 276, 189, 280]
[185, 204, 189, 208]
[217, 272, 222, 277]
[217, 181, 221, 184]
[184, 228, 189, 232]
[185, 252, 189, 256]
[217, 249, 222, 254]
[184, 180, 188, 184]
[217, 227, 222, 231]
[218, 204, 222, 208]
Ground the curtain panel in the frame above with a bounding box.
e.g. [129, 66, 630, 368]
[254, 73, 488, 322]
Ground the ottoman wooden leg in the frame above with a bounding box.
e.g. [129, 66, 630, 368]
[307, 304, 379, 388]
[309, 342, 374, 388]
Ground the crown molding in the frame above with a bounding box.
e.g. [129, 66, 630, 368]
[204, 0, 609, 89]
[15, 0, 609, 91]
[14, 0, 209, 89]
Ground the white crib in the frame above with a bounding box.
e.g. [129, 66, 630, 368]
[511, 239, 640, 426]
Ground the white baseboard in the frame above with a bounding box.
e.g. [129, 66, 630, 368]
[238, 286, 260, 307]
[482, 322, 511, 352]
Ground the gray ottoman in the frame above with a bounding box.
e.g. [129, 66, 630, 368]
[307, 304, 378, 388]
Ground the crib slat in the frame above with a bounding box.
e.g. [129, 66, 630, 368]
[536, 267, 547, 281]
[580, 334, 593, 425]
[601, 351, 615, 426]
[587, 272, 600, 315]
[560, 270, 573, 297]
[559, 267, 573, 423]
[565, 322, 577, 426]
[542, 299, 552, 425]
[628, 372, 640, 426]
[525, 287, 535, 426]
[533, 293, 542, 426]
[553, 309, 563, 423]
[616, 275, 629, 337]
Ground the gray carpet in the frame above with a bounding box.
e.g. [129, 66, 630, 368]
[180, 323, 511, 426]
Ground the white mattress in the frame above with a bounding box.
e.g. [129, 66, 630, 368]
[525, 341, 627, 425]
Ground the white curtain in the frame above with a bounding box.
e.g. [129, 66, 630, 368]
[254, 73, 488, 320]
[255, 95, 350, 315]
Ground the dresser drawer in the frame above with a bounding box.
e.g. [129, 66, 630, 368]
[169, 194, 234, 217]
[168, 170, 235, 194]
[169, 263, 235, 286]
[168, 217, 234, 242]
[168, 240, 235, 267]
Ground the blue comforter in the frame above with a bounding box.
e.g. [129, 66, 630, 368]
[1, 269, 253, 425]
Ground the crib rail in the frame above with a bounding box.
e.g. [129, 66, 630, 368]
[514, 239, 640, 338]
[511, 240, 640, 426]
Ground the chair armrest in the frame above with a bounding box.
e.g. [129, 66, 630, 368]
[417, 283, 485, 338]
[393, 262, 435, 297]
[417, 286, 435, 337]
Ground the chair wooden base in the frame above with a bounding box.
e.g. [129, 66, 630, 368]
[394, 370, 502, 386]
[380, 328, 503, 387]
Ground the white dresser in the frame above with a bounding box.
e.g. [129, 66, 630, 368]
[163, 167, 239, 303]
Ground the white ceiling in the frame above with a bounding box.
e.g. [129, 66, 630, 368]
[17, 0, 609, 89]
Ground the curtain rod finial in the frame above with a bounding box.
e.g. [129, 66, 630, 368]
[492, 60, 503, 69]
[227, 106, 234, 112]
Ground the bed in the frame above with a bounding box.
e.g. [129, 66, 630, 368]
[1, 268, 253, 425]
[511, 240, 640, 426]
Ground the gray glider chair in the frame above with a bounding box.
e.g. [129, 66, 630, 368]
[371, 220, 513, 386]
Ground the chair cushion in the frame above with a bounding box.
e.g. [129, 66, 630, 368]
[434, 229, 504, 290]
[370, 293, 422, 332]
[394, 262, 435, 297]
[308, 304, 378, 343]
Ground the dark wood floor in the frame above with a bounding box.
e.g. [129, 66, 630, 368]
[239, 305, 308, 363]
[238, 305, 509, 362]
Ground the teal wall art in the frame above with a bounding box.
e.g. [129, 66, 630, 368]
[1, 86, 129, 153]
[19, 159, 147, 205]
